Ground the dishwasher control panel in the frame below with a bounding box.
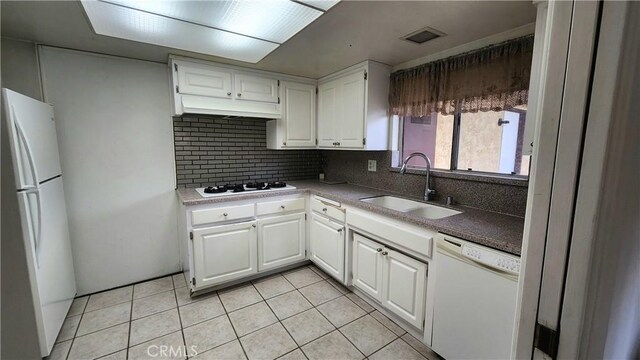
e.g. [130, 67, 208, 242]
[462, 244, 521, 275]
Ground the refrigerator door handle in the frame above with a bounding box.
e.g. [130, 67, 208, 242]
[21, 188, 42, 268]
[12, 105, 40, 188]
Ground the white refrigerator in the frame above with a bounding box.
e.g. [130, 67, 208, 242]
[2, 88, 77, 357]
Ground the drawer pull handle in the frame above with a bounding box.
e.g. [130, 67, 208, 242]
[280, 205, 285, 209]
[376, 248, 383, 252]
[381, 251, 388, 256]
[223, 213, 228, 216]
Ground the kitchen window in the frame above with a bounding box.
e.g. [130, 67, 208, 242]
[389, 35, 534, 177]
[395, 106, 530, 176]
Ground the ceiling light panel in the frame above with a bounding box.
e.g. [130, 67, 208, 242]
[101, 0, 323, 44]
[295, 0, 340, 11]
[81, 1, 279, 63]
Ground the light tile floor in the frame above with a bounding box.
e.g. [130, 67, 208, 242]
[47, 265, 440, 360]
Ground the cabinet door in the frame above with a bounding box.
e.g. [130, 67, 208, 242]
[192, 221, 257, 290]
[282, 81, 316, 148]
[177, 64, 232, 98]
[338, 70, 366, 148]
[352, 234, 384, 301]
[317, 80, 339, 147]
[309, 213, 345, 281]
[381, 248, 427, 329]
[234, 73, 279, 103]
[258, 212, 306, 272]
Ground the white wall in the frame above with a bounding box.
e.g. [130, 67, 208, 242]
[1, 38, 42, 100]
[38, 47, 179, 295]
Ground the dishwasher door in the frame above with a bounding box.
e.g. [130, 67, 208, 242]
[431, 235, 520, 360]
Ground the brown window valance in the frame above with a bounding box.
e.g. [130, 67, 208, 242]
[389, 35, 534, 116]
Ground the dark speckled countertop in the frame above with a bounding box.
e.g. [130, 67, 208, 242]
[176, 180, 524, 256]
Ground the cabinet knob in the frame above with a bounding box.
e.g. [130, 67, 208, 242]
[280, 205, 285, 209]
[283, 142, 286, 146]
[237, 93, 242, 97]
[338, 228, 343, 233]
[227, 92, 231, 96]
[223, 213, 228, 216]
[376, 248, 383, 252]
[336, 142, 341, 146]
[252, 224, 256, 228]
[322, 208, 327, 212]
[381, 251, 388, 256]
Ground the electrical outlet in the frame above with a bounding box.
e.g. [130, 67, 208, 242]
[368, 160, 377, 172]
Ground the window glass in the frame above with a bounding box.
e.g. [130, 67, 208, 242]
[457, 108, 529, 175]
[401, 113, 453, 169]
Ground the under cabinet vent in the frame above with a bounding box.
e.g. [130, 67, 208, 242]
[402, 27, 445, 44]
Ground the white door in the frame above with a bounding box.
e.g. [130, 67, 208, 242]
[282, 81, 316, 148]
[177, 64, 233, 99]
[3, 89, 62, 188]
[352, 233, 384, 301]
[309, 213, 345, 282]
[258, 212, 306, 272]
[192, 221, 257, 290]
[338, 70, 366, 148]
[234, 73, 279, 103]
[381, 248, 427, 329]
[317, 80, 339, 147]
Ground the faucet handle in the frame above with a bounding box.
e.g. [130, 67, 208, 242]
[428, 189, 436, 195]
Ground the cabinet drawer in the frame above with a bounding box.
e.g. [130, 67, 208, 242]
[311, 196, 345, 223]
[191, 204, 255, 226]
[257, 198, 305, 216]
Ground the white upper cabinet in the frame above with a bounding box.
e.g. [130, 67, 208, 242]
[234, 73, 279, 103]
[177, 64, 232, 99]
[171, 56, 314, 120]
[267, 81, 317, 149]
[317, 60, 391, 150]
[317, 80, 339, 147]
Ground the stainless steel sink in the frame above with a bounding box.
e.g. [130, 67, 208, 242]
[360, 195, 461, 219]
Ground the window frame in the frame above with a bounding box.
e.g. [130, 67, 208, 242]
[394, 110, 530, 180]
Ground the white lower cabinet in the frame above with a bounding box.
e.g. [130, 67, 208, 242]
[191, 221, 258, 290]
[381, 248, 427, 329]
[258, 212, 306, 272]
[352, 233, 427, 329]
[352, 233, 384, 300]
[309, 213, 345, 282]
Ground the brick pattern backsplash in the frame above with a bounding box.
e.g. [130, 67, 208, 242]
[174, 116, 322, 188]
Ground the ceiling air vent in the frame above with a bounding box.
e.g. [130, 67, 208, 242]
[402, 27, 445, 44]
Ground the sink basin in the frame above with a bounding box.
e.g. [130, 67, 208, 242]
[360, 195, 461, 219]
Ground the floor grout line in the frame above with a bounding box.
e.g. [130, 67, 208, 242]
[64, 296, 90, 360]
[216, 288, 251, 360]
[171, 276, 190, 359]
[125, 284, 135, 360]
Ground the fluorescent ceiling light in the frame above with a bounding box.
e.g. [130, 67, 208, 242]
[81, 0, 339, 63]
[295, 0, 340, 11]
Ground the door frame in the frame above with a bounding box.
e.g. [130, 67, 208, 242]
[515, 0, 638, 358]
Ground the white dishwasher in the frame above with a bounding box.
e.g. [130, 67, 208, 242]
[431, 234, 521, 360]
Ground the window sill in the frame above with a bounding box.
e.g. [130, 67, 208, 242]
[389, 167, 529, 187]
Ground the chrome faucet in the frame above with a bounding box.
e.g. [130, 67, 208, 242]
[400, 152, 436, 201]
